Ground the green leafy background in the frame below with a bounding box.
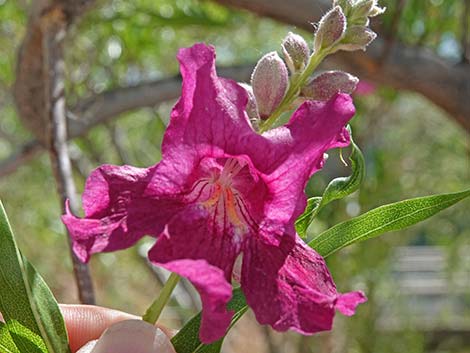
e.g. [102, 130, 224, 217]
[0, 1, 469, 352]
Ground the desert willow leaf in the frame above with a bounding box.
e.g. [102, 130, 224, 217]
[0, 321, 46, 353]
[0, 322, 21, 353]
[309, 188, 470, 257]
[0, 201, 71, 353]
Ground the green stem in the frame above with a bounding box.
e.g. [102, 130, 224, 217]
[259, 50, 329, 133]
[142, 272, 180, 324]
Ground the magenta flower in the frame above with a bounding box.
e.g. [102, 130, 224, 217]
[63, 43, 366, 343]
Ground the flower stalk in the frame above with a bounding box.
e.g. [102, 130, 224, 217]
[143, 272, 180, 324]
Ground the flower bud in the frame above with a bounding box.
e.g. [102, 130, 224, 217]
[349, 0, 386, 22]
[350, 16, 370, 27]
[281, 32, 310, 73]
[337, 26, 376, 51]
[238, 83, 260, 122]
[313, 6, 347, 53]
[333, 0, 353, 15]
[251, 51, 288, 119]
[353, 0, 375, 19]
[301, 71, 359, 101]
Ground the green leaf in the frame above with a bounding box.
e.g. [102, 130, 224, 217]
[0, 337, 20, 353]
[0, 322, 21, 353]
[1, 321, 46, 353]
[0, 201, 71, 353]
[319, 132, 365, 207]
[296, 129, 365, 237]
[295, 197, 322, 237]
[171, 288, 248, 353]
[309, 189, 470, 257]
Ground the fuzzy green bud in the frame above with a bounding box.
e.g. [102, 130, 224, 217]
[353, 0, 375, 18]
[313, 6, 347, 53]
[251, 51, 289, 119]
[282, 32, 310, 73]
[349, 0, 386, 23]
[338, 25, 377, 51]
[301, 70, 359, 101]
[333, 0, 354, 15]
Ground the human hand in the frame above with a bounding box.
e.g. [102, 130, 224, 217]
[61, 304, 176, 353]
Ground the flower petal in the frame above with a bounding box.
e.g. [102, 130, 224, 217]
[149, 204, 243, 278]
[261, 94, 354, 229]
[335, 291, 367, 316]
[162, 43, 255, 157]
[153, 259, 233, 343]
[241, 235, 366, 334]
[149, 204, 246, 342]
[62, 164, 183, 262]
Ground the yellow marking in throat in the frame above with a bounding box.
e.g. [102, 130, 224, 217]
[202, 183, 244, 226]
[203, 183, 222, 208]
[224, 188, 243, 226]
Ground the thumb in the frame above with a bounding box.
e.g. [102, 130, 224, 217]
[77, 320, 176, 353]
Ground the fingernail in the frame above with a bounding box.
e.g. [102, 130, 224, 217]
[88, 320, 175, 353]
[76, 340, 97, 353]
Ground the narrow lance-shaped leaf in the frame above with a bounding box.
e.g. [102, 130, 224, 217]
[172, 188, 469, 353]
[0, 201, 71, 353]
[296, 127, 365, 237]
[309, 188, 470, 257]
[0, 321, 45, 353]
[0, 322, 21, 353]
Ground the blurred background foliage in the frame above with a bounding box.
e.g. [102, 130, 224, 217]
[0, 0, 469, 352]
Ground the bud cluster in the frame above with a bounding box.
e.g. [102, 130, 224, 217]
[240, 0, 384, 131]
[313, 6, 346, 54]
[314, 0, 385, 53]
[282, 32, 310, 74]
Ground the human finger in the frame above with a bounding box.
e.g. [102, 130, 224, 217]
[76, 320, 176, 353]
[60, 304, 139, 352]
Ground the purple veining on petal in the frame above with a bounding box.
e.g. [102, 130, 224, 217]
[241, 235, 367, 334]
[62, 164, 184, 262]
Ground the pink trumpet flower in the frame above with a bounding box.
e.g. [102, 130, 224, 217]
[63, 43, 366, 343]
